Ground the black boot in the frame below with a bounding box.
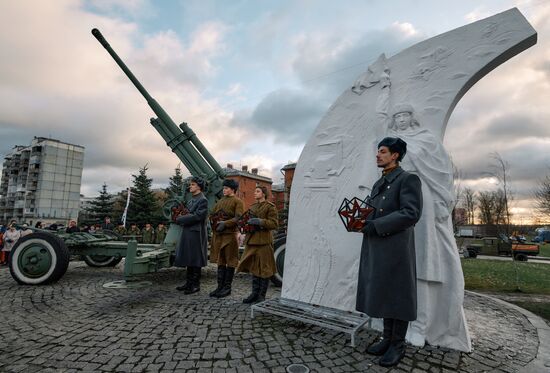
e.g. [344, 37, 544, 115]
[367, 318, 393, 355]
[184, 267, 201, 294]
[379, 319, 408, 367]
[243, 276, 261, 304]
[215, 267, 235, 298]
[176, 267, 193, 291]
[254, 277, 269, 303]
[209, 266, 226, 297]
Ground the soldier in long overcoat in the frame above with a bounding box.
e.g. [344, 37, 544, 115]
[208, 179, 245, 298]
[174, 177, 208, 294]
[356, 137, 422, 367]
[237, 186, 278, 304]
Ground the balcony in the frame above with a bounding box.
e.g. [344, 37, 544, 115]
[29, 155, 41, 164]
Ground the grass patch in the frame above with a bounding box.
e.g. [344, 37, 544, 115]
[462, 258, 550, 321]
[508, 301, 550, 322]
[539, 242, 550, 257]
[461, 258, 550, 294]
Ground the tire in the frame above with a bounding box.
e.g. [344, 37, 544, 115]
[514, 254, 528, 262]
[467, 249, 477, 258]
[271, 236, 286, 287]
[83, 255, 123, 267]
[9, 232, 70, 285]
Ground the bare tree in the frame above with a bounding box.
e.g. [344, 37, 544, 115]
[488, 152, 513, 234]
[492, 189, 507, 226]
[463, 187, 476, 225]
[534, 174, 550, 219]
[451, 160, 464, 230]
[477, 191, 495, 225]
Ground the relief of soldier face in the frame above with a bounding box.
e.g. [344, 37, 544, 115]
[393, 111, 413, 131]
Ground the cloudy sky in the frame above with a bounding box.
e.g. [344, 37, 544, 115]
[0, 0, 548, 223]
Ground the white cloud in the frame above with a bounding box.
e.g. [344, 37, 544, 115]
[390, 21, 419, 38]
[0, 0, 548, 225]
[0, 1, 244, 197]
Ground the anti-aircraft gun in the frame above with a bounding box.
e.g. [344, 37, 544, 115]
[91, 28, 226, 209]
[91, 28, 286, 287]
[7, 29, 226, 286]
[8, 28, 287, 286]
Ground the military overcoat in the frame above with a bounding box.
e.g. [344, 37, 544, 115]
[356, 167, 422, 321]
[174, 192, 208, 267]
[237, 200, 278, 278]
[209, 195, 244, 267]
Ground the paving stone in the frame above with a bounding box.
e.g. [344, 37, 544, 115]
[0, 263, 543, 372]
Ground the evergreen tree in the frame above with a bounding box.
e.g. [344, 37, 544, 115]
[85, 183, 114, 224]
[166, 164, 185, 197]
[127, 165, 158, 226]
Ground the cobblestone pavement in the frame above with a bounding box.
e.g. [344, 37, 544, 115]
[0, 262, 544, 372]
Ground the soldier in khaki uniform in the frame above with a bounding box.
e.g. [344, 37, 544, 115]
[114, 222, 126, 238]
[127, 223, 141, 242]
[141, 223, 155, 244]
[209, 179, 244, 298]
[155, 223, 167, 244]
[237, 186, 278, 304]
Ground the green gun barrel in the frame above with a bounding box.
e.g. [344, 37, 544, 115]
[91, 28, 225, 204]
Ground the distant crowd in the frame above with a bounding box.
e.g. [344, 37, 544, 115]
[0, 216, 169, 265]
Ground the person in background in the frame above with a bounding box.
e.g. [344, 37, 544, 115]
[127, 223, 141, 242]
[142, 223, 155, 244]
[34, 221, 43, 229]
[155, 223, 167, 244]
[0, 224, 6, 265]
[101, 216, 115, 231]
[237, 186, 279, 304]
[2, 223, 22, 260]
[20, 224, 33, 237]
[114, 222, 127, 238]
[66, 220, 80, 234]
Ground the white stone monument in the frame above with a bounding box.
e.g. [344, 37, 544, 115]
[282, 8, 536, 352]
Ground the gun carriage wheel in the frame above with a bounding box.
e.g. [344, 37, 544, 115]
[271, 236, 286, 287]
[83, 255, 123, 267]
[81, 230, 123, 267]
[514, 253, 528, 262]
[9, 232, 70, 285]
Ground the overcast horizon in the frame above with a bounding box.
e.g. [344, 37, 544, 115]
[1, 0, 549, 224]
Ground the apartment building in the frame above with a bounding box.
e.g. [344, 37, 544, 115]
[0, 137, 85, 225]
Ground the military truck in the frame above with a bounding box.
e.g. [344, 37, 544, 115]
[465, 235, 539, 261]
